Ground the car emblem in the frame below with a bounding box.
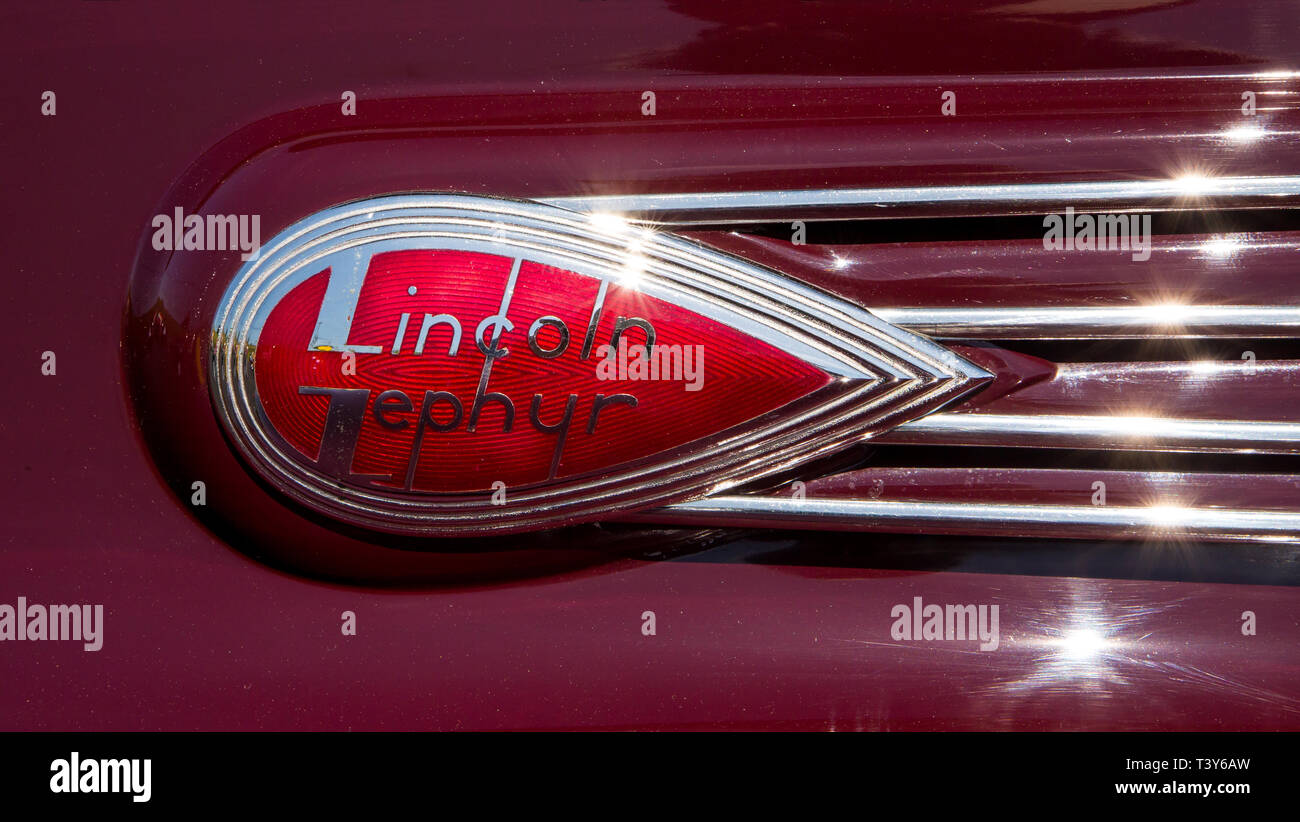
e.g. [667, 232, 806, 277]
[209, 194, 990, 535]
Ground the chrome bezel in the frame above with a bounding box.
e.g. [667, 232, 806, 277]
[210, 193, 989, 535]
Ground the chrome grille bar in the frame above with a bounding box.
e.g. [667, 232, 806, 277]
[874, 305, 1300, 340]
[640, 497, 1300, 543]
[582, 178, 1300, 543]
[545, 175, 1300, 223]
[883, 413, 1300, 453]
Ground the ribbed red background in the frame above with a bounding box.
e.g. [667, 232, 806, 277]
[255, 249, 827, 492]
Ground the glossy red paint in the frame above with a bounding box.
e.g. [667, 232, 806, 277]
[692, 232, 1300, 309]
[3, 1, 1299, 730]
[945, 344, 1058, 408]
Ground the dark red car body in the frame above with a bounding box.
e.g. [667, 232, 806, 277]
[3, 0, 1298, 730]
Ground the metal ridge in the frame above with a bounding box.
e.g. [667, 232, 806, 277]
[873, 305, 1300, 340]
[882, 413, 1300, 453]
[640, 496, 1300, 543]
[544, 175, 1300, 223]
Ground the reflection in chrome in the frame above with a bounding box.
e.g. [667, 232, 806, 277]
[1219, 123, 1268, 143]
[642, 497, 1300, 543]
[881, 413, 1300, 453]
[544, 175, 1300, 222]
[873, 305, 1300, 339]
[586, 211, 634, 235]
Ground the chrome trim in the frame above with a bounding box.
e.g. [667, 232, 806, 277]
[641, 497, 1300, 543]
[874, 305, 1300, 340]
[544, 175, 1300, 223]
[883, 413, 1300, 454]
